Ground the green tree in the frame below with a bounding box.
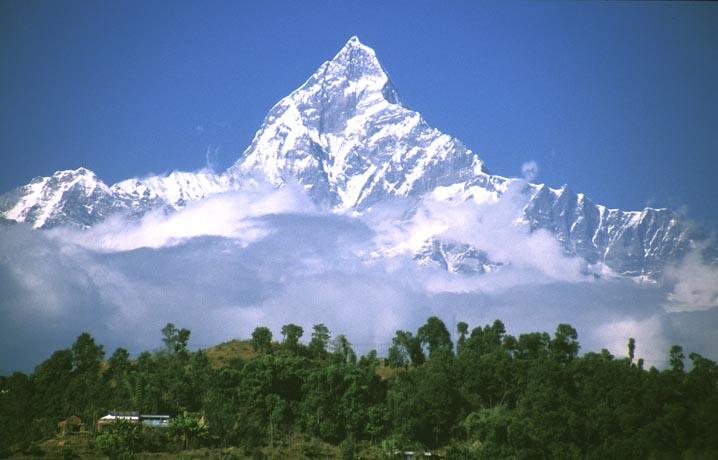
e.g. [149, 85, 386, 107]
[456, 321, 469, 354]
[169, 412, 209, 449]
[516, 331, 550, 360]
[331, 334, 357, 365]
[281, 323, 304, 351]
[4, 315, 718, 457]
[669, 345, 685, 373]
[463, 405, 516, 455]
[161, 323, 191, 356]
[95, 418, 142, 459]
[388, 348, 461, 448]
[627, 337, 636, 364]
[0, 372, 36, 447]
[32, 349, 73, 427]
[549, 323, 579, 363]
[359, 350, 380, 370]
[309, 323, 331, 358]
[417, 316, 453, 358]
[251, 326, 273, 354]
[465, 320, 506, 356]
[71, 332, 104, 374]
[69, 333, 105, 426]
[386, 337, 409, 369]
[105, 347, 132, 410]
[302, 362, 386, 443]
[388, 330, 424, 367]
[108, 347, 131, 375]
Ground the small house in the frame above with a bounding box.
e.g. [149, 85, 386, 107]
[96, 411, 140, 431]
[58, 415, 86, 436]
[394, 451, 441, 460]
[96, 411, 171, 431]
[141, 414, 170, 428]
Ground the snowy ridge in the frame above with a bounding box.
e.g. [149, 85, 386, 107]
[226, 35, 486, 210]
[0, 37, 711, 278]
[111, 171, 230, 212]
[521, 183, 698, 276]
[417, 176, 699, 277]
[0, 168, 114, 228]
[0, 168, 231, 229]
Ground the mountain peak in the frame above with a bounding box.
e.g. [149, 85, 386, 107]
[339, 35, 369, 52]
[227, 37, 484, 209]
[332, 36, 377, 63]
[319, 36, 398, 104]
[56, 167, 96, 179]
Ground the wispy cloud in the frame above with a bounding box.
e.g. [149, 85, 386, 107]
[0, 180, 716, 373]
[370, 180, 587, 292]
[48, 182, 314, 252]
[521, 160, 538, 181]
[664, 247, 718, 312]
[204, 145, 220, 172]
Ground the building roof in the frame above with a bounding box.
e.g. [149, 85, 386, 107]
[99, 412, 139, 422]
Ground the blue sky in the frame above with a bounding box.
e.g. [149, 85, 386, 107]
[1, 1, 717, 227]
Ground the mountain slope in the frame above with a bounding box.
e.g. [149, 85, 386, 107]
[0, 37, 709, 278]
[522, 184, 697, 277]
[0, 168, 230, 229]
[226, 36, 487, 210]
[414, 176, 699, 277]
[0, 168, 120, 229]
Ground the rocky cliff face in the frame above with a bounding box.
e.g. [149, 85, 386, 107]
[522, 184, 697, 277]
[0, 37, 708, 279]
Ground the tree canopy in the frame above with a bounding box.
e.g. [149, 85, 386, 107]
[1, 318, 717, 458]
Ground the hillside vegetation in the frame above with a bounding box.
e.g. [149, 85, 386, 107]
[1, 318, 717, 459]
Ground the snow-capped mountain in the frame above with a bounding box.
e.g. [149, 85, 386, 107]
[522, 183, 698, 277]
[0, 168, 121, 229]
[226, 36, 486, 210]
[417, 176, 700, 277]
[0, 168, 230, 229]
[0, 37, 709, 278]
[110, 170, 229, 215]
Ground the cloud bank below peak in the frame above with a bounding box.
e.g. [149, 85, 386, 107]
[1, 181, 717, 374]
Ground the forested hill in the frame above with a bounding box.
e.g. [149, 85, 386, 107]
[1, 318, 717, 459]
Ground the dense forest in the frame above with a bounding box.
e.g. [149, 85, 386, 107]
[1, 318, 717, 459]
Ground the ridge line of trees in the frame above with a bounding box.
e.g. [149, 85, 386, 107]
[1, 317, 717, 458]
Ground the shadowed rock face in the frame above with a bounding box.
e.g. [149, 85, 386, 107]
[521, 184, 699, 277]
[0, 37, 712, 279]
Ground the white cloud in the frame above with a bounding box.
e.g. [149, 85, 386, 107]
[1, 181, 717, 374]
[368, 180, 587, 292]
[591, 316, 668, 367]
[204, 145, 219, 172]
[664, 248, 718, 312]
[48, 182, 315, 252]
[521, 160, 539, 181]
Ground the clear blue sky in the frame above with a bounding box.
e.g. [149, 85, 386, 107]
[1, 1, 717, 227]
